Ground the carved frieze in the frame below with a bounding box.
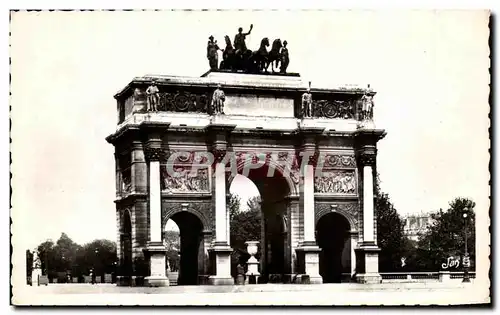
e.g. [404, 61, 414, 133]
[157, 90, 210, 113]
[161, 166, 210, 193]
[315, 202, 359, 228]
[164, 150, 211, 165]
[312, 99, 357, 119]
[314, 170, 357, 194]
[322, 154, 356, 169]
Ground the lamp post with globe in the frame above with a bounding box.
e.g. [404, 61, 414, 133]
[94, 248, 99, 283]
[462, 212, 471, 283]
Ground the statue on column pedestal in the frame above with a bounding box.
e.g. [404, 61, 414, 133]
[302, 81, 313, 118]
[358, 84, 375, 128]
[146, 81, 160, 112]
[211, 84, 225, 115]
[361, 86, 374, 120]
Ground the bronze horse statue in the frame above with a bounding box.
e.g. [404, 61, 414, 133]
[265, 39, 283, 73]
[220, 35, 236, 70]
[251, 37, 270, 72]
[219, 36, 285, 74]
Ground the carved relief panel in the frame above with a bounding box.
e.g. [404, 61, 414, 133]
[314, 170, 357, 194]
[315, 153, 357, 195]
[160, 166, 210, 193]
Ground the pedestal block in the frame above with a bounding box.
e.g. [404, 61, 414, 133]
[355, 243, 382, 284]
[296, 243, 323, 284]
[208, 242, 234, 285]
[144, 242, 170, 287]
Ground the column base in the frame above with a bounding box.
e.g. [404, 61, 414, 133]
[308, 275, 323, 284]
[116, 276, 132, 286]
[355, 273, 382, 284]
[145, 276, 170, 287]
[296, 243, 323, 284]
[208, 275, 235, 285]
[144, 242, 169, 287]
[208, 242, 234, 285]
[355, 243, 381, 284]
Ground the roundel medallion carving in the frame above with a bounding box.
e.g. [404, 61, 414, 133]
[175, 93, 190, 111]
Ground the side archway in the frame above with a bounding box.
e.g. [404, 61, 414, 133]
[163, 204, 208, 285]
[316, 212, 352, 283]
[120, 209, 133, 284]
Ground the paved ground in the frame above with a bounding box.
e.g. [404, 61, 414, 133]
[13, 280, 489, 306]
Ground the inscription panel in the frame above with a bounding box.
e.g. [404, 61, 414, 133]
[224, 94, 295, 117]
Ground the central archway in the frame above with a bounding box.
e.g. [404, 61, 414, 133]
[316, 212, 351, 283]
[229, 160, 295, 283]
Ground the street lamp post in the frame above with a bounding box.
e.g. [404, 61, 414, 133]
[462, 212, 471, 283]
[94, 249, 99, 284]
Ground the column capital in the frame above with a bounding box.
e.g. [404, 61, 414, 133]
[212, 148, 227, 163]
[357, 150, 377, 167]
[300, 150, 319, 166]
[144, 147, 166, 162]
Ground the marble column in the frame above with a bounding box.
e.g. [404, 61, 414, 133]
[303, 164, 315, 243]
[296, 144, 322, 284]
[354, 129, 386, 284]
[350, 231, 357, 278]
[208, 149, 234, 285]
[363, 164, 375, 243]
[144, 146, 169, 287]
[226, 193, 231, 246]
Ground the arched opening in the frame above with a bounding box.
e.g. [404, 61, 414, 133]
[168, 211, 203, 285]
[229, 175, 261, 279]
[121, 210, 133, 284]
[164, 219, 180, 285]
[229, 162, 292, 283]
[316, 212, 351, 283]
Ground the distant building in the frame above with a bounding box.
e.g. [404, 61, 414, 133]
[403, 213, 435, 242]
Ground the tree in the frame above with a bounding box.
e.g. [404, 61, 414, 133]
[53, 233, 82, 278]
[35, 235, 118, 282]
[26, 250, 34, 284]
[228, 193, 241, 222]
[229, 194, 262, 276]
[417, 198, 476, 271]
[164, 230, 180, 271]
[375, 177, 415, 272]
[36, 240, 55, 277]
[230, 196, 262, 250]
[78, 239, 118, 277]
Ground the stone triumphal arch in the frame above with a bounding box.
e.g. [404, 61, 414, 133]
[106, 70, 386, 286]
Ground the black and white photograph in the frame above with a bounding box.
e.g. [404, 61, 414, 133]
[9, 7, 491, 306]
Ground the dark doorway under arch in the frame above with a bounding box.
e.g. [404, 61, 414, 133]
[121, 211, 133, 284]
[316, 212, 351, 283]
[169, 211, 204, 285]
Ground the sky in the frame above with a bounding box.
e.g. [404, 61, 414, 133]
[10, 10, 490, 249]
